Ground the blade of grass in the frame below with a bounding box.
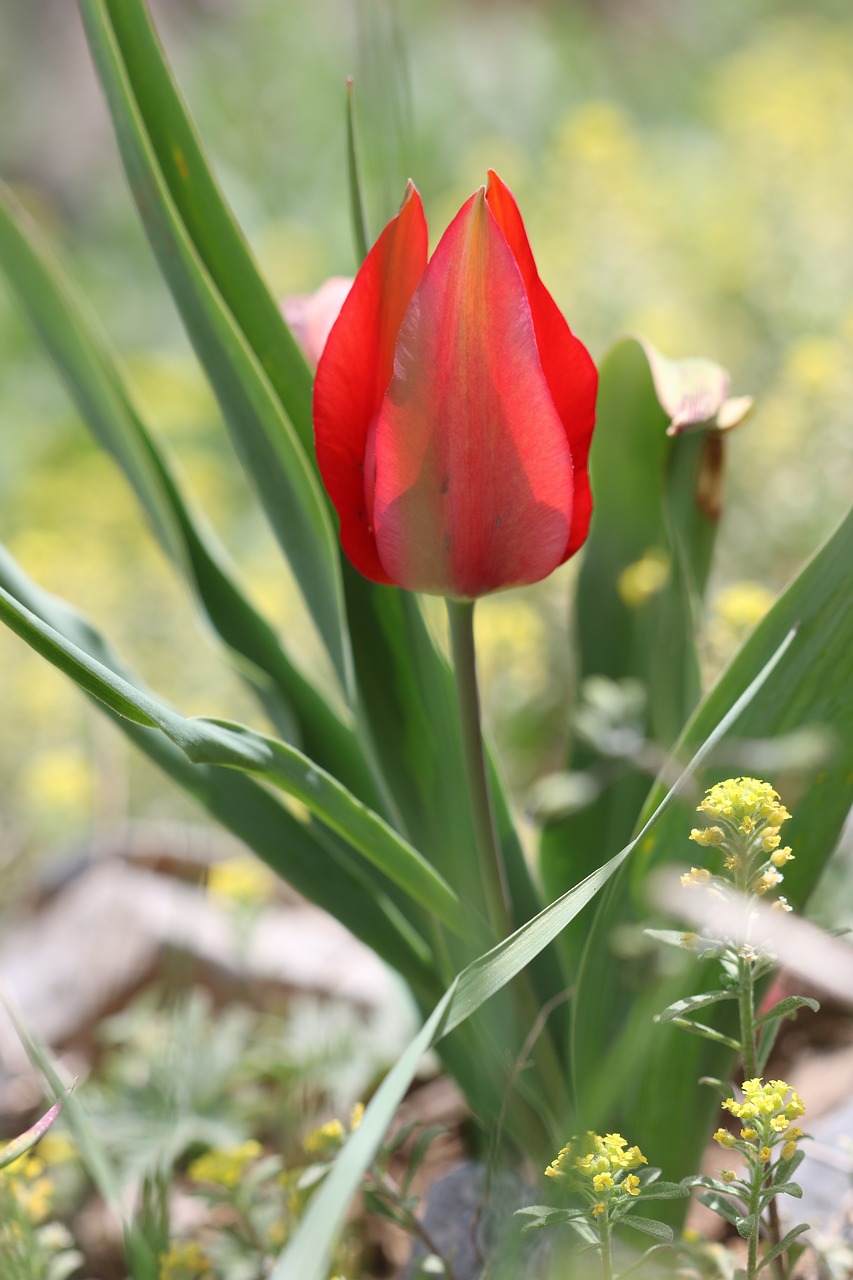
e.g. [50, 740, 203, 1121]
[0, 183, 380, 807]
[100, 0, 315, 454]
[0, 575, 468, 938]
[78, 0, 352, 695]
[0, 545, 436, 992]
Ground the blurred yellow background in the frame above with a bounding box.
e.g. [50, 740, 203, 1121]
[1, 0, 851, 884]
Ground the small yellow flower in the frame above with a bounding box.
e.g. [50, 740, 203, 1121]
[159, 1240, 214, 1280]
[593, 1172, 614, 1192]
[681, 867, 712, 887]
[303, 1119, 346, 1155]
[621, 1174, 641, 1195]
[592, 1201, 606, 1217]
[759, 1146, 772, 1162]
[721, 1169, 736, 1182]
[781, 1141, 797, 1161]
[713, 1129, 735, 1148]
[761, 829, 782, 852]
[772, 896, 793, 913]
[771, 846, 794, 867]
[755, 867, 783, 894]
[789, 1127, 804, 1140]
[690, 826, 725, 847]
[740, 1127, 757, 1140]
[770, 1116, 789, 1133]
[188, 1140, 262, 1188]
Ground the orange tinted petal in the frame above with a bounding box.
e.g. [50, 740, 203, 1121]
[313, 185, 428, 583]
[372, 190, 573, 597]
[486, 171, 597, 557]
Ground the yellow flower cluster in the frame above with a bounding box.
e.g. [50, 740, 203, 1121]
[696, 778, 791, 829]
[687, 777, 795, 909]
[545, 1131, 646, 1221]
[0, 1154, 55, 1225]
[713, 1079, 806, 1167]
[158, 1240, 214, 1280]
[188, 1140, 263, 1189]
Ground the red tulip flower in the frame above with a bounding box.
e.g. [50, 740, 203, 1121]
[313, 171, 597, 599]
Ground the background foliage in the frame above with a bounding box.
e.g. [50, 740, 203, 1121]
[1, 0, 852, 909]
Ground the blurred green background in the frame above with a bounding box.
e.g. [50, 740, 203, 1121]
[1, 0, 851, 892]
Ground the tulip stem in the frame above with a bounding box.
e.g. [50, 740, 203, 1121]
[446, 599, 513, 943]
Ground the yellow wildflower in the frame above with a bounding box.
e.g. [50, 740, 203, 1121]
[759, 1146, 772, 1162]
[593, 1172, 614, 1192]
[303, 1119, 346, 1156]
[771, 846, 794, 867]
[159, 1240, 214, 1280]
[721, 1169, 736, 1182]
[781, 1141, 797, 1161]
[592, 1201, 606, 1217]
[690, 826, 725, 847]
[681, 867, 712, 887]
[621, 1174, 641, 1195]
[713, 1129, 735, 1148]
[188, 1140, 262, 1188]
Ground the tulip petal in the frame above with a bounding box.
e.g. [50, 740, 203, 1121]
[372, 190, 574, 598]
[313, 184, 428, 584]
[486, 171, 597, 557]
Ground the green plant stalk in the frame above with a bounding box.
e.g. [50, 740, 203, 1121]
[446, 598, 569, 1128]
[446, 599, 513, 942]
[737, 951, 784, 1280]
[599, 1217, 614, 1280]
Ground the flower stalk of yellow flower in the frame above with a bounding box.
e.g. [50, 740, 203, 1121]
[660, 780, 818, 1280]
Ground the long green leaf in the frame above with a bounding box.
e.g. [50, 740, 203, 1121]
[573, 503, 853, 1194]
[272, 627, 791, 1280]
[0, 546, 434, 993]
[0, 182, 380, 808]
[101, 0, 315, 454]
[540, 338, 738, 913]
[77, 0, 352, 694]
[0, 574, 466, 938]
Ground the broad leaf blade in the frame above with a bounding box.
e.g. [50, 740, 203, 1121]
[0, 183, 379, 807]
[99, 0, 315, 454]
[0, 546, 434, 992]
[540, 337, 729, 914]
[77, 0, 352, 693]
[0, 573, 466, 938]
[574, 504, 853, 1197]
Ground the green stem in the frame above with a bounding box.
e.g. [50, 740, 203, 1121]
[599, 1218, 614, 1280]
[737, 957, 758, 1080]
[737, 954, 784, 1280]
[446, 598, 513, 942]
[746, 1168, 762, 1280]
[445, 597, 569, 1126]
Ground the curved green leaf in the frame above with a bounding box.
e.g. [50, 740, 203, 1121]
[99, 0, 315, 454]
[0, 574, 466, 937]
[77, 0, 352, 694]
[540, 336, 733, 916]
[573, 503, 853, 1199]
[0, 546, 434, 991]
[0, 182, 380, 808]
[654, 990, 736, 1023]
